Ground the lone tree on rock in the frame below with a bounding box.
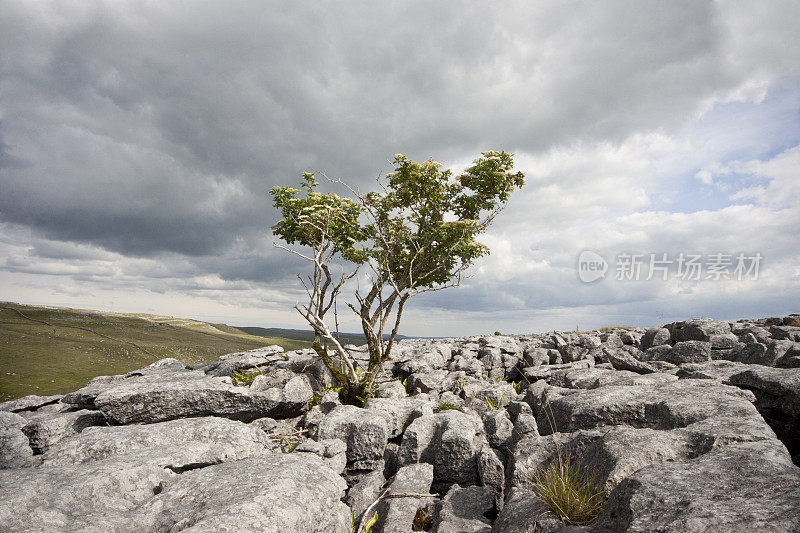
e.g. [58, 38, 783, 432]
[270, 151, 524, 405]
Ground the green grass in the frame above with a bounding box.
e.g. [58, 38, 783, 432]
[433, 401, 458, 413]
[0, 303, 311, 401]
[527, 450, 605, 525]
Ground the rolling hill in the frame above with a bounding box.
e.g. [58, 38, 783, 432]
[0, 303, 311, 401]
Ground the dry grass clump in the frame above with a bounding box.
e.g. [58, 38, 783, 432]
[527, 449, 605, 525]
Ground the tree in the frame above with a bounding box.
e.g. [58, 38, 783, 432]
[270, 151, 524, 405]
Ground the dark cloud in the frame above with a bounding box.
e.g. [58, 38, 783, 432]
[1, 1, 798, 332]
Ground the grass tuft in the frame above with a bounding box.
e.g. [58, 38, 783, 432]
[231, 367, 262, 385]
[526, 450, 605, 525]
[433, 401, 458, 413]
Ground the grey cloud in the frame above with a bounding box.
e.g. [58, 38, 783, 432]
[1, 1, 799, 331]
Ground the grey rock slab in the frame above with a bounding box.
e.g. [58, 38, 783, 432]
[492, 487, 577, 533]
[591, 439, 800, 532]
[668, 318, 731, 343]
[676, 359, 750, 381]
[482, 409, 514, 449]
[365, 397, 433, 437]
[399, 410, 484, 488]
[537, 379, 759, 435]
[606, 349, 659, 374]
[0, 454, 175, 532]
[376, 380, 409, 398]
[21, 409, 106, 454]
[435, 485, 494, 533]
[315, 404, 389, 471]
[398, 343, 451, 374]
[347, 469, 386, 522]
[0, 412, 35, 469]
[0, 394, 62, 413]
[295, 438, 347, 474]
[374, 463, 436, 533]
[640, 327, 671, 349]
[665, 340, 711, 364]
[89, 370, 311, 424]
[562, 368, 677, 390]
[727, 366, 800, 416]
[135, 454, 350, 533]
[477, 445, 505, 510]
[727, 365, 800, 462]
[42, 416, 270, 467]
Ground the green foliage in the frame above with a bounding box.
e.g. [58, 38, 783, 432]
[351, 510, 379, 533]
[362, 511, 378, 533]
[231, 367, 262, 385]
[526, 451, 605, 525]
[270, 151, 524, 406]
[270, 173, 367, 263]
[433, 401, 458, 413]
[485, 394, 503, 410]
[308, 384, 344, 409]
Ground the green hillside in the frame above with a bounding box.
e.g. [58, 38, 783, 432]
[0, 303, 310, 402]
[237, 326, 408, 346]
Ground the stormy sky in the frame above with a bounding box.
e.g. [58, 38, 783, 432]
[1, 1, 799, 336]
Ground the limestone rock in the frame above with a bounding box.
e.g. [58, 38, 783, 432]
[373, 463, 435, 533]
[135, 454, 350, 533]
[593, 440, 800, 532]
[316, 404, 389, 471]
[435, 485, 494, 533]
[399, 410, 484, 488]
[21, 409, 106, 454]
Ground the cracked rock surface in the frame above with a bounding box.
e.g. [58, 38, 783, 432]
[1, 313, 799, 532]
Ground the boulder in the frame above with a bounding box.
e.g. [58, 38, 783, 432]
[668, 318, 731, 343]
[492, 487, 569, 533]
[347, 470, 386, 522]
[0, 411, 35, 469]
[435, 485, 494, 533]
[0, 394, 62, 413]
[315, 404, 389, 471]
[398, 410, 484, 488]
[537, 379, 758, 435]
[42, 416, 271, 467]
[593, 440, 800, 532]
[665, 340, 711, 364]
[21, 409, 106, 454]
[477, 445, 506, 509]
[69, 370, 313, 424]
[727, 366, 800, 463]
[365, 397, 433, 437]
[134, 454, 350, 533]
[606, 348, 658, 374]
[640, 327, 671, 349]
[373, 463, 435, 533]
[482, 409, 514, 449]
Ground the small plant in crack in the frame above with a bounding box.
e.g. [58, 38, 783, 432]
[526, 449, 605, 525]
[231, 367, 263, 385]
[485, 394, 503, 410]
[526, 401, 605, 525]
[433, 401, 458, 413]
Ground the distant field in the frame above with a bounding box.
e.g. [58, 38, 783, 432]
[0, 303, 310, 401]
[237, 326, 408, 346]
